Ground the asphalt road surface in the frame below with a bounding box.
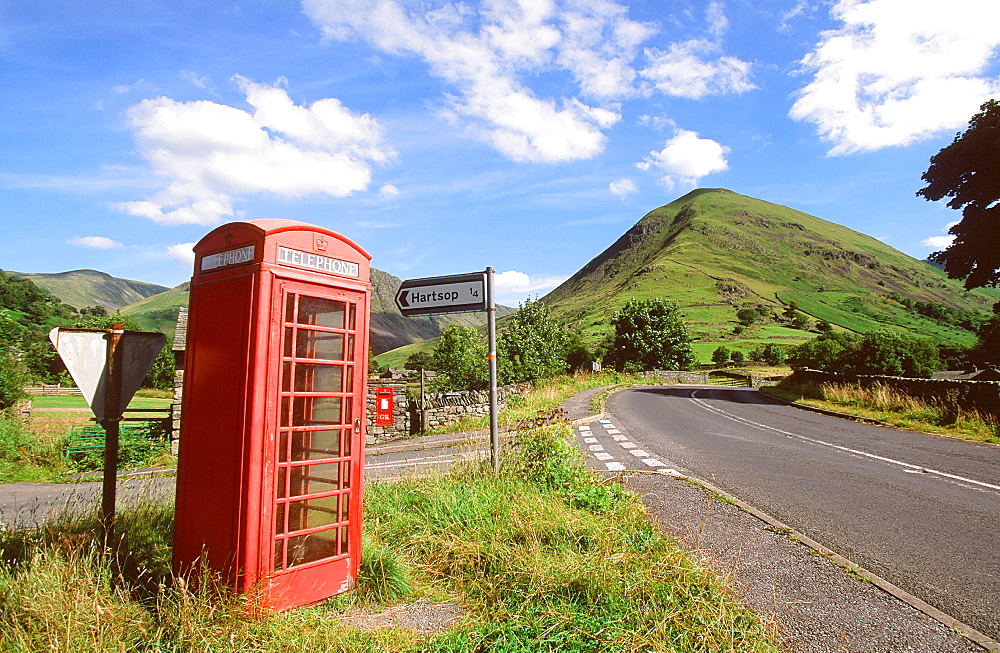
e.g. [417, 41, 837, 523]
[605, 386, 1000, 641]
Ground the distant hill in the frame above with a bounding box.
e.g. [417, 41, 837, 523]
[121, 282, 190, 338]
[9, 269, 169, 310]
[542, 188, 998, 360]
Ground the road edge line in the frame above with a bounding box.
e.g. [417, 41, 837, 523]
[669, 471, 1000, 653]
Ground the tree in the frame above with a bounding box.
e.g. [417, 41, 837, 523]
[431, 323, 488, 391]
[917, 99, 1000, 289]
[788, 332, 857, 371]
[789, 311, 811, 331]
[404, 351, 433, 370]
[729, 349, 746, 365]
[711, 346, 731, 366]
[736, 307, 760, 327]
[751, 343, 787, 366]
[971, 315, 1000, 364]
[603, 298, 694, 372]
[497, 298, 572, 384]
[846, 330, 939, 378]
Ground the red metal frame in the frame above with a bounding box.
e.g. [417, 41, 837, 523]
[172, 219, 370, 611]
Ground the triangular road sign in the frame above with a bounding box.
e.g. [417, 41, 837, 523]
[49, 328, 167, 422]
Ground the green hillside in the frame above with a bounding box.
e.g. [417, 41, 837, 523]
[542, 188, 997, 361]
[121, 282, 190, 338]
[10, 269, 168, 309]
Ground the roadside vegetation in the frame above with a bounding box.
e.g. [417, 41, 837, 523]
[762, 379, 1000, 444]
[0, 424, 780, 652]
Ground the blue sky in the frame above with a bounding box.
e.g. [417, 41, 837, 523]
[2, 0, 999, 305]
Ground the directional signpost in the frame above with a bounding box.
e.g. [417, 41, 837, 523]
[49, 326, 167, 545]
[395, 269, 501, 471]
[395, 272, 486, 316]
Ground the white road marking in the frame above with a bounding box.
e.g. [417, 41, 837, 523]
[611, 434, 628, 441]
[606, 429, 621, 435]
[578, 425, 591, 431]
[690, 390, 1000, 494]
[600, 420, 613, 425]
[594, 452, 614, 461]
[588, 444, 605, 452]
[619, 442, 637, 449]
[643, 459, 667, 467]
[629, 450, 649, 457]
[583, 437, 598, 444]
[605, 462, 626, 471]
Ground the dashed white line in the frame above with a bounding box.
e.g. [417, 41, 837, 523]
[642, 459, 667, 467]
[583, 437, 598, 444]
[619, 442, 637, 449]
[629, 450, 649, 457]
[605, 462, 626, 471]
[588, 444, 605, 452]
[594, 452, 614, 461]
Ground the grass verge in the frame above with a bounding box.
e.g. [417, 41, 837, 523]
[0, 424, 780, 652]
[762, 379, 1000, 444]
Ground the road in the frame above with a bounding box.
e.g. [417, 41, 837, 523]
[601, 386, 1000, 641]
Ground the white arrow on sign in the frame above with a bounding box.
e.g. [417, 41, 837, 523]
[49, 328, 167, 422]
[395, 272, 486, 316]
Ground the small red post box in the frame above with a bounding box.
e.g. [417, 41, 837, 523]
[172, 219, 371, 611]
[375, 387, 393, 426]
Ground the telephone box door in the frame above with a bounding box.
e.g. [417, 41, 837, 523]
[267, 280, 367, 607]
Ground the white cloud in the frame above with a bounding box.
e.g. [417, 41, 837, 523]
[379, 183, 400, 198]
[640, 39, 755, 100]
[494, 270, 567, 301]
[790, 0, 1000, 155]
[637, 129, 730, 188]
[69, 236, 123, 249]
[922, 235, 955, 248]
[114, 77, 393, 225]
[609, 177, 637, 196]
[167, 242, 196, 266]
[303, 0, 750, 162]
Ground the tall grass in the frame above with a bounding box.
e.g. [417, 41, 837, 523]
[767, 379, 1000, 443]
[0, 414, 65, 482]
[0, 423, 780, 652]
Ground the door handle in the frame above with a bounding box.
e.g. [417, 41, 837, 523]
[354, 418, 361, 434]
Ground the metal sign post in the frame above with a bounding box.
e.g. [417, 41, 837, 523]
[486, 267, 499, 473]
[395, 268, 500, 471]
[49, 326, 166, 546]
[101, 325, 124, 546]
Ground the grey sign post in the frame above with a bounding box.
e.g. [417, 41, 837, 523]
[394, 269, 500, 472]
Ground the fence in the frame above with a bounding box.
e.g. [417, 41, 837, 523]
[23, 385, 82, 396]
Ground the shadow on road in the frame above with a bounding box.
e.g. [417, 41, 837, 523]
[627, 385, 784, 406]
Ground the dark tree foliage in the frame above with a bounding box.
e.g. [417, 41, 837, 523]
[404, 351, 433, 370]
[603, 298, 694, 372]
[789, 330, 940, 378]
[711, 346, 731, 365]
[917, 99, 1000, 289]
[972, 315, 1000, 364]
[0, 270, 75, 326]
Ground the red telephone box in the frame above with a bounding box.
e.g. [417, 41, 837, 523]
[172, 219, 371, 611]
[375, 387, 393, 426]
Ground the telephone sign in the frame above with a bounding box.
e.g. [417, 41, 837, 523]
[394, 272, 486, 316]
